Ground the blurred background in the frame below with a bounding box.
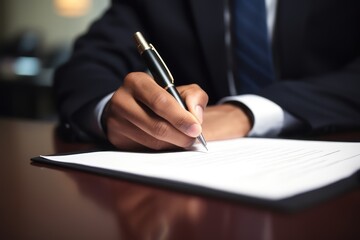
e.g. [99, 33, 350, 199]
[0, 0, 110, 120]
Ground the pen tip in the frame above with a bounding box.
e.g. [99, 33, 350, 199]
[197, 134, 208, 151]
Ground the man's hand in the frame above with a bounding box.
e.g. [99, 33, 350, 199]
[202, 104, 252, 141]
[103, 72, 208, 150]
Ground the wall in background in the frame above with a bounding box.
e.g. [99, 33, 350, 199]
[0, 0, 110, 120]
[0, 0, 110, 51]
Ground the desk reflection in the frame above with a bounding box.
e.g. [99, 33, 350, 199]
[54, 131, 271, 240]
[61, 169, 270, 240]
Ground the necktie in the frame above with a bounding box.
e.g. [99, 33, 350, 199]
[231, 0, 275, 94]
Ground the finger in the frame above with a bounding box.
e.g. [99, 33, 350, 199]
[125, 72, 202, 138]
[111, 80, 196, 148]
[119, 106, 195, 149]
[108, 115, 176, 150]
[178, 84, 209, 124]
[106, 87, 172, 150]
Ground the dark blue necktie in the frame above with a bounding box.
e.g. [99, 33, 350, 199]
[231, 0, 275, 94]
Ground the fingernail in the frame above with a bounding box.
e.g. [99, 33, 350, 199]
[195, 105, 204, 124]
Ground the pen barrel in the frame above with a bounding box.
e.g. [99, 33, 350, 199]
[141, 50, 173, 89]
[141, 50, 187, 109]
[166, 85, 187, 109]
[135, 33, 207, 149]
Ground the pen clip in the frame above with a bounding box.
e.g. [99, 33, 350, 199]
[149, 44, 174, 84]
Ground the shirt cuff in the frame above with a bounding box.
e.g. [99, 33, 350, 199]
[93, 92, 114, 137]
[219, 94, 299, 137]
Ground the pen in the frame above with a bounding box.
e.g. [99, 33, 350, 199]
[133, 31, 208, 151]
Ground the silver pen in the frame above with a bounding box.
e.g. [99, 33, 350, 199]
[133, 32, 208, 151]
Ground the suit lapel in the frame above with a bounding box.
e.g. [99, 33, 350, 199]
[188, 0, 230, 99]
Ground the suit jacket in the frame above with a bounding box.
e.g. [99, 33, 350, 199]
[54, 0, 360, 138]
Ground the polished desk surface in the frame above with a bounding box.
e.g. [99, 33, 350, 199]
[1, 118, 359, 240]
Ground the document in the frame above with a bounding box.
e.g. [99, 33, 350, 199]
[34, 138, 360, 201]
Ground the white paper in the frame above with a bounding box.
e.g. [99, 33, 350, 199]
[41, 138, 360, 200]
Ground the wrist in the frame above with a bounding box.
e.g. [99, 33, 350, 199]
[225, 101, 254, 129]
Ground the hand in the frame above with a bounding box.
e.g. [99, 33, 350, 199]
[103, 72, 208, 150]
[202, 104, 252, 141]
[115, 188, 204, 240]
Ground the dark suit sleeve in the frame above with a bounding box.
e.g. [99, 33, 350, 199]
[259, 0, 360, 136]
[260, 58, 360, 135]
[54, 0, 145, 138]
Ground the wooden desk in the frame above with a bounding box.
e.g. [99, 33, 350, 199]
[1, 118, 359, 240]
